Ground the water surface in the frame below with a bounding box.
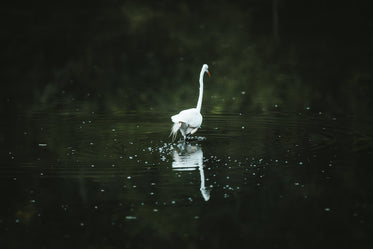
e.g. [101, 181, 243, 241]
[1, 104, 371, 248]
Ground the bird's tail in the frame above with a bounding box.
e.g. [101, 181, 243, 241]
[170, 122, 181, 141]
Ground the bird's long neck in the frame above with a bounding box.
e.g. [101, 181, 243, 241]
[196, 70, 204, 112]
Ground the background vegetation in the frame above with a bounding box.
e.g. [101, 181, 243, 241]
[2, 0, 372, 115]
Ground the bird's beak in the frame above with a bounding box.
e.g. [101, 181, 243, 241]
[207, 70, 211, 78]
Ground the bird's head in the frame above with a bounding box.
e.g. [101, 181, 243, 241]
[202, 64, 211, 77]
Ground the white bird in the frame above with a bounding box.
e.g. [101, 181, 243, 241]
[170, 64, 211, 141]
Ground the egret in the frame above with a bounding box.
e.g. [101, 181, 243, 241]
[170, 64, 211, 141]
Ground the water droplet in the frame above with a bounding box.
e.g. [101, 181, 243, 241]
[125, 216, 137, 220]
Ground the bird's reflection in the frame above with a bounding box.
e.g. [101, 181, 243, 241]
[172, 143, 210, 201]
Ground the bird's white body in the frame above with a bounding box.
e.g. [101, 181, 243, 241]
[171, 108, 202, 139]
[170, 64, 210, 141]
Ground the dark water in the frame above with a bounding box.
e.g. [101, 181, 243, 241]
[1, 106, 372, 248]
[2, 1, 373, 249]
